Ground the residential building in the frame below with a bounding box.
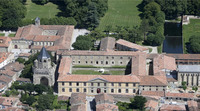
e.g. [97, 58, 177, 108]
[0, 37, 12, 52]
[70, 93, 86, 111]
[0, 52, 14, 69]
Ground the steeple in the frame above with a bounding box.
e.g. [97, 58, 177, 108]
[38, 47, 50, 60]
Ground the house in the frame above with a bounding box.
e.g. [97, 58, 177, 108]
[70, 93, 86, 111]
[0, 37, 12, 52]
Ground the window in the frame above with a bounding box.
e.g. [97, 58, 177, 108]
[76, 82, 79, 86]
[104, 90, 106, 93]
[106, 56, 109, 59]
[120, 62, 123, 64]
[91, 83, 94, 86]
[126, 89, 129, 93]
[133, 89, 135, 93]
[14, 45, 18, 49]
[112, 61, 114, 64]
[96, 61, 98, 64]
[69, 82, 72, 86]
[76, 88, 79, 92]
[111, 89, 114, 93]
[133, 83, 136, 87]
[62, 88, 65, 92]
[98, 83, 100, 86]
[118, 89, 121, 93]
[119, 83, 121, 86]
[44, 60, 46, 62]
[91, 61, 93, 64]
[84, 82, 86, 86]
[29, 45, 31, 49]
[106, 61, 108, 64]
[73, 61, 75, 63]
[126, 83, 128, 87]
[120, 57, 123, 59]
[104, 83, 107, 86]
[84, 88, 87, 92]
[112, 83, 114, 86]
[69, 88, 72, 92]
[112, 57, 114, 59]
[62, 82, 64, 86]
[86, 61, 88, 64]
[78, 61, 80, 63]
[91, 89, 94, 93]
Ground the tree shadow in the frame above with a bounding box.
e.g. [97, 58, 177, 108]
[185, 42, 192, 53]
[136, 0, 146, 19]
[50, 1, 67, 17]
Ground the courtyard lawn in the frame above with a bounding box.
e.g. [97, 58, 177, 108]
[72, 70, 125, 75]
[25, 0, 61, 19]
[182, 19, 200, 53]
[8, 34, 15, 37]
[97, 0, 142, 31]
[0, 33, 5, 36]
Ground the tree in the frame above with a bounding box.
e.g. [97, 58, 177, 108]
[26, 95, 36, 106]
[16, 58, 25, 64]
[32, 0, 49, 5]
[104, 25, 112, 35]
[189, 35, 200, 53]
[130, 96, 147, 110]
[34, 84, 47, 95]
[182, 81, 187, 91]
[36, 94, 55, 111]
[140, 19, 149, 40]
[72, 35, 93, 50]
[192, 86, 198, 92]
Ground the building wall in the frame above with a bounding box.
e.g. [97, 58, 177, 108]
[178, 72, 200, 86]
[65, 55, 131, 67]
[12, 40, 32, 49]
[58, 81, 139, 96]
[139, 85, 166, 91]
[0, 53, 15, 69]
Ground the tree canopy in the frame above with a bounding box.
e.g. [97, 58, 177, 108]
[189, 35, 200, 53]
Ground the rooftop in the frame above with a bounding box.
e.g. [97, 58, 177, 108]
[0, 36, 11, 48]
[37, 47, 50, 60]
[160, 104, 186, 111]
[178, 65, 200, 72]
[100, 37, 116, 51]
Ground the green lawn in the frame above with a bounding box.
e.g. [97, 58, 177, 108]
[72, 70, 125, 75]
[0, 33, 5, 36]
[182, 19, 200, 53]
[97, 0, 142, 31]
[8, 34, 15, 37]
[25, 0, 61, 19]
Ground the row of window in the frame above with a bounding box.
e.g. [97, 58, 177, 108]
[73, 61, 123, 65]
[62, 82, 136, 87]
[73, 56, 131, 59]
[62, 88, 136, 93]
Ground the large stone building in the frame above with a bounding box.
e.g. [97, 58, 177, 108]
[57, 50, 176, 96]
[33, 47, 56, 86]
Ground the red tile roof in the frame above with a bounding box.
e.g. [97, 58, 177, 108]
[166, 54, 200, 60]
[58, 57, 72, 77]
[141, 91, 165, 97]
[131, 53, 147, 75]
[145, 100, 158, 109]
[0, 52, 12, 64]
[153, 55, 176, 74]
[0, 37, 11, 47]
[139, 75, 167, 86]
[100, 37, 116, 51]
[58, 74, 140, 83]
[166, 92, 195, 98]
[116, 39, 148, 51]
[187, 100, 199, 111]
[0, 75, 12, 83]
[160, 104, 186, 111]
[95, 93, 114, 103]
[96, 103, 118, 111]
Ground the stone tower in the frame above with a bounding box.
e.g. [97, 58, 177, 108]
[33, 47, 56, 86]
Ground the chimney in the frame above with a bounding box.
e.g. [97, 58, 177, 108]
[35, 17, 40, 26]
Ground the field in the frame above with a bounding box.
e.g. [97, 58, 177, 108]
[25, 0, 61, 19]
[72, 70, 125, 75]
[182, 19, 200, 53]
[97, 0, 142, 31]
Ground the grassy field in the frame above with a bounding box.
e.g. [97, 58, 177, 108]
[0, 33, 5, 36]
[25, 0, 61, 19]
[97, 0, 142, 31]
[182, 19, 200, 53]
[8, 34, 15, 37]
[72, 70, 125, 75]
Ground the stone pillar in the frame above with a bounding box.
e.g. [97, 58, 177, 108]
[188, 74, 192, 86]
[193, 74, 197, 86]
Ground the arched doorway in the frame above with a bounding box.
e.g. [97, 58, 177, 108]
[97, 88, 101, 93]
[40, 77, 48, 86]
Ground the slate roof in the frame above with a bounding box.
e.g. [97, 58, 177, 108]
[37, 47, 50, 60]
[178, 65, 200, 72]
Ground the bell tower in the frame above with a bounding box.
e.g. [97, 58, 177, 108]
[33, 47, 56, 86]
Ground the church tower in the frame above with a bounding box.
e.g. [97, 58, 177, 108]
[33, 47, 56, 86]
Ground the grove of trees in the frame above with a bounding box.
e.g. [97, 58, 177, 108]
[189, 35, 200, 53]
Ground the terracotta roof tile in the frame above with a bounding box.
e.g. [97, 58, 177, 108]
[58, 75, 140, 83]
[131, 53, 147, 75]
[116, 39, 148, 51]
[96, 104, 118, 111]
[33, 35, 61, 42]
[95, 93, 114, 103]
[70, 93, 86, 105]
[141, 91, 165, 97]
[58, 57, 72, 77]
[160, 104, 186, 111]
[145, 100, 158, 109]
[0, 37, 11, 47]
[166, 92, 195, 98]
[0, 52, 12, 64]
[187, 100, 199, 111]
[100, 37, 116, 51]
[139, 75, 167, 86]
[0, 75, 12, 83]
[166, 54, 200, 60]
